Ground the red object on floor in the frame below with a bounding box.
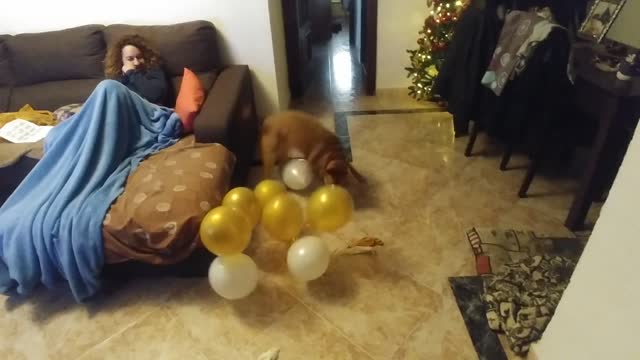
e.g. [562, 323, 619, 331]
[476, 255, 491, 275]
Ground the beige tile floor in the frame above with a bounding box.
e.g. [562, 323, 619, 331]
[0, 90, 590, 359]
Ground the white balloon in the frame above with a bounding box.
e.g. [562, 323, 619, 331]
[287, 236, 330, 281]
[282, 159, 314, 191]
[208, 254, 258, 300]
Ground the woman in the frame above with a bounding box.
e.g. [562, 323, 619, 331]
[104, 35, 171, 106]
[0, 35, 181, 302]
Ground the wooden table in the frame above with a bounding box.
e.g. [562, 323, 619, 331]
[565, 49, 640, 230]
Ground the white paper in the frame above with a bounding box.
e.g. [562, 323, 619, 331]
[0, 119, 53, 143]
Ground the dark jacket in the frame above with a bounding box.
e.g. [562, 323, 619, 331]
[433, 0, 503, 135]
[119, 68, 170, 106]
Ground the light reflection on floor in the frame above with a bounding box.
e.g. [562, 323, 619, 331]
[290, 17, 365, 114]
[331, 50, 354, 94]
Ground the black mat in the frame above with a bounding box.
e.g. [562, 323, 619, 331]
[449, 276, 508, 360]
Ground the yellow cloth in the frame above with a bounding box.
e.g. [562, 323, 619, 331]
[0, 104, 57, 128]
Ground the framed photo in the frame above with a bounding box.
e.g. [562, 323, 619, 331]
[579, 0, 627, 42]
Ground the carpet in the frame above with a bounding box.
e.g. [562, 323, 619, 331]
[451, 228, 587, 358]
[466, 227, 586, 276]
[449, 277, 508, 360]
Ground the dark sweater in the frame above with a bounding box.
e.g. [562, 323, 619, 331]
[118, 68, 170, 106]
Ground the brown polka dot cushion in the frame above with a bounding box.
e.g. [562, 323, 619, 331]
[102, 135, 235, 265]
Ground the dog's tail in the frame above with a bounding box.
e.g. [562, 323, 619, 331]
[348, 163, 367, 183]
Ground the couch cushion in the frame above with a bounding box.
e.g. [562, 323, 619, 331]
[53, 103, 84, 122]
[175, 68, 205, 134]
[169, 70, 218, 103]
[10, 79, 101, 111]
[6, 25, 105, 86]
[0, 36, 12, 86]
[102, 135, 236, 265]
[0, 87, 9, 113]
[104, 21, 219, 77]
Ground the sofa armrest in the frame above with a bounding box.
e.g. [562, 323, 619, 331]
[193, 65, 258, 184]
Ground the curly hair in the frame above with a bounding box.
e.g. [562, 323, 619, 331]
[104, 34, 162, 78]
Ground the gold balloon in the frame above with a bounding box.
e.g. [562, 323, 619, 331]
[261, 193, 304, 242]
[307, 185, 354, 232]
[223, 187, 261, 226]
[254, 179, 286, 207]
[199, 206, 252, 256]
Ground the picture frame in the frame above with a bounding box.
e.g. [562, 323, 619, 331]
[578, 0, 627, 43]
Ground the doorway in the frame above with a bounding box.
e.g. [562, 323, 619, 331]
[282, 0, 377, 110]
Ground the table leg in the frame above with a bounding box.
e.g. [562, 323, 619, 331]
[565, 100, 619, 230]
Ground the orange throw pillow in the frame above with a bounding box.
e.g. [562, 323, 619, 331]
[175, 68, 205, 134]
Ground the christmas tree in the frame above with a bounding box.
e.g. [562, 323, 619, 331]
[406, 0, 465, 101]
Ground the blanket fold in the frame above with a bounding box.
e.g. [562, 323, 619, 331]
[0, 80, 182, 301]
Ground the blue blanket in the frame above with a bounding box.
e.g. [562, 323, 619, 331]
[0, 80, 182, 301]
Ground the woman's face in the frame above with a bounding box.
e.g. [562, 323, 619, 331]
[121, 45, 145, 70]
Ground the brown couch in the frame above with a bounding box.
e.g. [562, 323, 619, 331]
[0, 20, 258, 204]
[0, 21, 260, 277]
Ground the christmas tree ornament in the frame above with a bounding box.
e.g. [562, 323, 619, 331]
[405, 0, 466, 100]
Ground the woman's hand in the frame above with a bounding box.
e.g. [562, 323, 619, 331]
[122, 62, 137, 74]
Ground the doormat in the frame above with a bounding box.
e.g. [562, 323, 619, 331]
[449, 276, 508, 360]
[451, 228, 587, 359]
[466, 227, 586, 276]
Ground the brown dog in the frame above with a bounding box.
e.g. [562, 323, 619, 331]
[261, 111, 365, 185]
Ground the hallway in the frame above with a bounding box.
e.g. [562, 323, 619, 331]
[290, 15, 365, 115]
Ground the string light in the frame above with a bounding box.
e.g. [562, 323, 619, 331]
[408, 1, 461, 100]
